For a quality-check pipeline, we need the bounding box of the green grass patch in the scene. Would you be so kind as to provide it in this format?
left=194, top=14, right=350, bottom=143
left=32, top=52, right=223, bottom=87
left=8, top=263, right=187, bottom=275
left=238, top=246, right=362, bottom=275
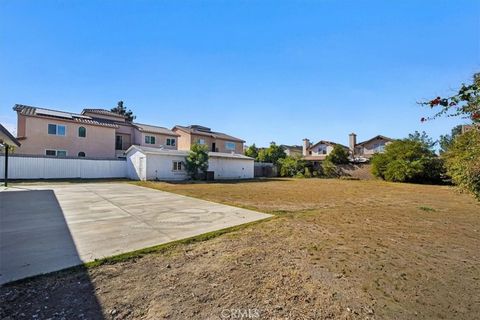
left=418, top=206, right=436, bottom=212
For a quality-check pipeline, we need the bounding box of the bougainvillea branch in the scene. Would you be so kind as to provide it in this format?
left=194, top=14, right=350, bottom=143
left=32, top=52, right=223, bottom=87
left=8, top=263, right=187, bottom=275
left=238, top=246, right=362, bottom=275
left=418, top=73, right=480, bottom=123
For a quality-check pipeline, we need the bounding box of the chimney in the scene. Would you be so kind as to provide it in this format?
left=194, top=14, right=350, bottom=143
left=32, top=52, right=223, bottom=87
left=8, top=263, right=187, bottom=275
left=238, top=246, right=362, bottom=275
left=349, top=133, right=357, bottom=156
left=302, top=138, right=310, bottom=156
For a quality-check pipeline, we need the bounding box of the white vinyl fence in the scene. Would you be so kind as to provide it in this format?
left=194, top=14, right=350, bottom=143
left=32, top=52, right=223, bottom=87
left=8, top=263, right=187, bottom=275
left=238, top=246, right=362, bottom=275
left=0, top=155, right=127, bottom=179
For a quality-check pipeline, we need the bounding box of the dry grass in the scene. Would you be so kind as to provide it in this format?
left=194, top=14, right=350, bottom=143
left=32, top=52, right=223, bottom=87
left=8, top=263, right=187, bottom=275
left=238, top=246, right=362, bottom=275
left=2, top=179, right=479, bottom=319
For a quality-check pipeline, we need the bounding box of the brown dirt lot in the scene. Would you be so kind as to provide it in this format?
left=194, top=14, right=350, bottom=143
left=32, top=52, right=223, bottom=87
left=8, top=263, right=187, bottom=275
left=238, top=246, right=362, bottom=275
left=1, top=179, right=479, bottom=319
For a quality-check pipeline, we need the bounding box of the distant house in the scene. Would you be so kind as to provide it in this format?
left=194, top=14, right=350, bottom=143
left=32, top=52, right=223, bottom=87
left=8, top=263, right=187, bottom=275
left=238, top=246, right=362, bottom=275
left=13, top=104, right=178, bottom=159
left=172, top=125, right=245, bottom=154
left=349, top=133, right=393, bottom=159
left=461, top=124, right=479, bottom=134
left=281, top=145, right=303, bottom=157
left=301, top=133, right=393, bottom=164
left=302, top=139, right=349, bottom=162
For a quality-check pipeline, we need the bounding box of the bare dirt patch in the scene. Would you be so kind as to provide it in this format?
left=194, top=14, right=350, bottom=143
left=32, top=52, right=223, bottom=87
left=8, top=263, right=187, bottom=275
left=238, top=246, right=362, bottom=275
left=1, top=179, right=479, bottom=319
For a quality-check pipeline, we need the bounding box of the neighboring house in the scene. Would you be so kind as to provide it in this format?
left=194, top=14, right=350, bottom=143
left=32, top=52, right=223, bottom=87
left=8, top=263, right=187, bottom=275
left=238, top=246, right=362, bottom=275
left=172, top=125, right=245, bottom=154
left=461, top=124, right=479, bottom=134
left=301, top=133, right=393, bottom=163
left=302, top=139, right=349, bottom=161
left=13, top=104, right=178, bottom=159
left=349, top=133, right=393, bottom=159
left=126, top=145, right=254, bottom=181
left=281, top=145, right=303, bottom=157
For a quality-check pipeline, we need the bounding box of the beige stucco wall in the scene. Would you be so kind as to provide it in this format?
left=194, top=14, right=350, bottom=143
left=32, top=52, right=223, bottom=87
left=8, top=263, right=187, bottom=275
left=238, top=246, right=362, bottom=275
left=357, top=138, right=391, bottom=157
left=174, top=130, right=243, bottom=154
left=174, top=130, right=192, bottom=151
left=309, top=144, right=334, bottom=156
left=15, top=115, right=116, bottom=158
left=138, top=132, right=178, bottom=150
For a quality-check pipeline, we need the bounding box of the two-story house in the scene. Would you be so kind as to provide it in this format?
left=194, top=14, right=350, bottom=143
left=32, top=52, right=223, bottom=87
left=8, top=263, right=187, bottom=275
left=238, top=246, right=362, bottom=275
left=173, top=125, right=245, bottom=154
left=13, top=104, right=179, bottom=158
left=302, top=133, right=393, bottom=164
left=349, top=133, right=393, bottom=159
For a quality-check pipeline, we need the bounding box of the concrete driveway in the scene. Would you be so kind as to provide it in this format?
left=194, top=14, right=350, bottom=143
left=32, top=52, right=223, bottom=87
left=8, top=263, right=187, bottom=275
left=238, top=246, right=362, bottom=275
left=0, top=183, right=271, bottom=284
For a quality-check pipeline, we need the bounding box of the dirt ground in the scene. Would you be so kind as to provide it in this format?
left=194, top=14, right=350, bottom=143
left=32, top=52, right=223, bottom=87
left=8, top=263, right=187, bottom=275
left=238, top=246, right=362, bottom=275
left=1, top=179, right=479, bottom=319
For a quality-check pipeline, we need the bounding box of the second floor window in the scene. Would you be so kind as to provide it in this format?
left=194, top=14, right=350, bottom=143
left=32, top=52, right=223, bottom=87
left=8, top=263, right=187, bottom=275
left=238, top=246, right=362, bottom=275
left=78, top=126, right=86, bottom=138
left=198, top=138, right=205, bottom=145
left=145, top=136, right=156, bottom=144
left=373, top=143, right=385, bottom=153
left=225, top=142, right=236, bottom=150
left=166, top=138, right=176, bottom=146
left=48, top=124, right=66, bottom=136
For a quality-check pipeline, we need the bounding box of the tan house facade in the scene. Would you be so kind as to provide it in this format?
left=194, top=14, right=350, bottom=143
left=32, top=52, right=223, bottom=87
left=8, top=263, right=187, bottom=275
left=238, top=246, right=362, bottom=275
left=13, top=105, right=179, bottom=159
left=173, top=125, right=245, bottom=154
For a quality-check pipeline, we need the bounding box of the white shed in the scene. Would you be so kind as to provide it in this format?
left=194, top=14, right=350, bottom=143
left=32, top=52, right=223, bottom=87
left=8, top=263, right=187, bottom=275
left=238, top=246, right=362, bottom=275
left=125, top=145, right=254, bottom=181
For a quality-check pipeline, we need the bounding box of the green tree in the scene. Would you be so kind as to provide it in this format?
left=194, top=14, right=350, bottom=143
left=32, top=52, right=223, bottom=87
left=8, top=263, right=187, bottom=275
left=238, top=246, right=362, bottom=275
left=321, top=160, right=340, bottom=178
left=371, top=135, right=444, bottom=184
left=257, top=142, right=286, bottom=164
left=443, top=128, right=480, bottom=199
left=111, top=100, right=136, bottom=122
left=408, top=131, right=436, bottom=149
left=278, top=155, right=306, bottom=177
left=439, top=125, right=463, bottom=154
left=325, top=145, right=350, bottom=164
left=185, top=143, right=209, bottom=180
left=244, top=144, right=259, bottom=159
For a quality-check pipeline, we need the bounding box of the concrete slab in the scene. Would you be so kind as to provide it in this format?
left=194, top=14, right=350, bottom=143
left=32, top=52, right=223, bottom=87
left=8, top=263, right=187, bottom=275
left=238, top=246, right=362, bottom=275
left=0, top=183, right=271, bottom=284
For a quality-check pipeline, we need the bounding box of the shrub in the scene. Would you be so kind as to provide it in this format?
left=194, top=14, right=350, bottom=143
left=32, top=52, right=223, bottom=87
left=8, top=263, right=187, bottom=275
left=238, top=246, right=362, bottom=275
left=322, top=160, right=340, bottom=178
left=443, top=128, right=480, bottom=199
left=325, top=145, right=350, bottom=164
left=278, top=155, right=307, bottom=177
left=371, top=137, right=444, bottom=184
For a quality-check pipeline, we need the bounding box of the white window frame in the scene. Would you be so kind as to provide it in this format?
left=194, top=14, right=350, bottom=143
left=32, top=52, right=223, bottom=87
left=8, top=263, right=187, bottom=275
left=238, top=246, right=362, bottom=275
left=225, top=141, right=236, bottom=150
left=198, top=138, right=205, bottom=145
left=48, top=124, right=66, bottom=136
left=172, top=161, right=183, bottom=171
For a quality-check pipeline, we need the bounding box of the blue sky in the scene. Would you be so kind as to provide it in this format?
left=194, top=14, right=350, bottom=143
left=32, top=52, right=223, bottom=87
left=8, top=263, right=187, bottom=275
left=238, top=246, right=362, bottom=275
left=0, top=0, right=478, bottom=147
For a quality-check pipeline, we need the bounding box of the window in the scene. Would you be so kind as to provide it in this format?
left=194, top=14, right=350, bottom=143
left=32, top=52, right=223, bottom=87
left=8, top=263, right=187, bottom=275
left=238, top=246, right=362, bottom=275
left=78, top=126, right=86, bottom=138
left=166, top=138, right=176, bottom=146
left=48, top=124, right=66, bottom=136
left=373, top=143, right=385, bottom=153
left=145, top=135, right=156, bottom=144
left=46, top=150, right=67, bottom=157
left=318, top=145, right=327, bottom=155
left=78, top=152, right=86, bottom=157
left=198, top=138, right=205, bottom=145
left=225, top=142, right=236, bottom=150
left=115, top=135, right=123, bottom=150
left=172, top=161, right=183, bottom=171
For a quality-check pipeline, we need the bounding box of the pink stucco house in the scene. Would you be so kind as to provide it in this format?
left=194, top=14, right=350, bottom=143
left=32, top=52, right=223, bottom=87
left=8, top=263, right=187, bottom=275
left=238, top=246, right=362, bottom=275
left=13, top=104, right=179, bottom=159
